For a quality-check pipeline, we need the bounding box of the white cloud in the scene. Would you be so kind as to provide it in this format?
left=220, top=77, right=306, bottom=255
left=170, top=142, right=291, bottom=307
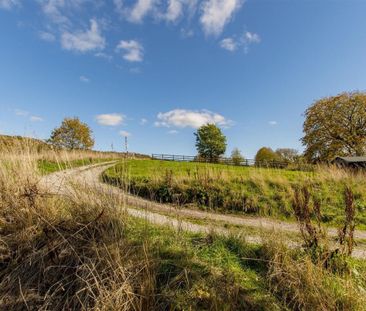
left=113, top=0, right=123, bottom=13
left=14, top=109, right=29, bottom=116
left=128, top=0, right=157, bottom=23
left=220, top=31, right=260, bottom=52
left=79, top=75, right=90, bottom=82
left=168, top=129, right=179, bottom=134
left=95, top=52, right=113, bottom=61
left=244, top=31, right=260, bottom=44
left=14, top=109, right=43, bottom=122
left=220, top=37, right=236, bottom=51
left=165, top=0, right=183, bottom=22
left=96, top=113, right=124, bottom=126
left=180, top=27, right=194, bottom=38
left=0, top=0, right=20, bottom=10
left=155, top=109, right=232, bottom=129
left=119, top=130, right=131, bottom=137
left=41, top=0, right=69, bottom=25
left=140, top=118, right=148, bottom=125
left=40, top=0, right=93, bottom=24
left=39, top=31, right=56, bottom=42
left=269, top=121, right=278, bottom=126
left=115, top=0, right=197, bottom=24
left=200, top=0, right=243, bottom=36
left=116, top=40, right=143, bottom=62
left=61, top=19, right=105, bottom=53
left=30, top=116, right=44, bottom=122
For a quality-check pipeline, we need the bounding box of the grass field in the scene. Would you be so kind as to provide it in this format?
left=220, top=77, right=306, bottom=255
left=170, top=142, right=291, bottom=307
left=103, top=159, right=366, bottom=229
left=1, top=150, right=366, bottom=310
left=1, top=143, right=366, bottom=310
left=37, top=158, right=115, bottom=174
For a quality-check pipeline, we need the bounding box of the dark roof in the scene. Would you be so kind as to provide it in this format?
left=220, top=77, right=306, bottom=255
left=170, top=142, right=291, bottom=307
left=335, top=156, right=366, bottom=163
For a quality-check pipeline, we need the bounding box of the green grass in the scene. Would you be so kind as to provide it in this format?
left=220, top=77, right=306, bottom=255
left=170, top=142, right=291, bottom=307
left=125, top=217, right=366, bottom=310
left=2, top=151, right=366, bottom=310
left=103, top=159, right=366, bottom=229
left=126, top=217, right=284, bottom=310
left=117, top=158, right=307, bottom=180
left=37, top=158, right=114, bottom=175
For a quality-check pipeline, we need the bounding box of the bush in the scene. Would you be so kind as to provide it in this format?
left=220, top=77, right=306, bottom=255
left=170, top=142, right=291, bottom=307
left=255, top=147, right=282, bottom=167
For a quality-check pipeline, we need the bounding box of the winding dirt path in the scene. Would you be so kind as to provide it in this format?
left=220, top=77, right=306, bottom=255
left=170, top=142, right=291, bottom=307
left=40, top=162, right=366, bottom=259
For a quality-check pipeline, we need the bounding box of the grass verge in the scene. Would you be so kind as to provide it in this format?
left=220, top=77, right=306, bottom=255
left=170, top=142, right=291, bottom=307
left=37, top=158, right=115, bottom=175
left=103, top=159, right=366, bottom=229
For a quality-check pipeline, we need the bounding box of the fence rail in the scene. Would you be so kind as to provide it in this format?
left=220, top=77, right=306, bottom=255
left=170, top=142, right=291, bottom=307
left=151, top=153, right=289, bottom=168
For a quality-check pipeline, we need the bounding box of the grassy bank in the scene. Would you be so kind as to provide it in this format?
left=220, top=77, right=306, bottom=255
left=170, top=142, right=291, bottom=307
left=37, top=158, right=115, bottom=175
left=103, top=159, right=366, bottom=228
left=1, top=151, right=366, bottom=310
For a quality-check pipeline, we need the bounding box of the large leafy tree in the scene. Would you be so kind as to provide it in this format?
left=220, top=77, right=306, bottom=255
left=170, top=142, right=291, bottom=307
left=302, top=92, right=366, bottom=162
left=195, top=124, right=227, bottom=162
left=49, top=117, right=94, bottom=150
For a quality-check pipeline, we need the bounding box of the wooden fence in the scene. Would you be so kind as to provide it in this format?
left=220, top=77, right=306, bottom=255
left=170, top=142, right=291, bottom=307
left=151, top=154, right=289, bottom=168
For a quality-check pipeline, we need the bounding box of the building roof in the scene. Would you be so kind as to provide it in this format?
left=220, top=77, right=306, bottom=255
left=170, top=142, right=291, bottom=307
left=335, top=156, right=366, bottom=163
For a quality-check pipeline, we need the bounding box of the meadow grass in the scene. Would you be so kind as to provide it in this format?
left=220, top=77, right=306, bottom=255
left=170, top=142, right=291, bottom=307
left=37, top=157, right=116, bottom=174
left=103, top=159, right=366, bottom=229
left=1, top=144, right=366, bottom=310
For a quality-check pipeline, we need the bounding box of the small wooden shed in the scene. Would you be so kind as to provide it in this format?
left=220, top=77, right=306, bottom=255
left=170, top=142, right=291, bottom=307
left=333, top=156, right=366, bottom=169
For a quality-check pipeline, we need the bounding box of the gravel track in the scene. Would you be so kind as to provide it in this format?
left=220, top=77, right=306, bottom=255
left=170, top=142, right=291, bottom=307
left=40, top=162, right=366, bottom=259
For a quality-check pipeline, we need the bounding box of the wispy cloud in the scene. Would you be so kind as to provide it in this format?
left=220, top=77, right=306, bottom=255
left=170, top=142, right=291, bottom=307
left=41, top=0, right=70, bottom=25
left=129, top=67, right=141, bottom=74
left=155, top=109, right=233, bottom=129
left=113, top=0, right=241, bottom=36
left=200, top=0, right=243, bottom=36
left=79, top=75, right=90, bottom=82
left=220, top=31, right=261, bottom=52
left=39, top=31, right=56, bottom=42
left=244, top=31, right=260, bottom=44
left=180, top=27, right=194, bottom=38
left=168, top=129, right=179, bottom=134
left=220, top=37, right=237, bottom=51
left=14, top=109, right=29, bottom=116
left=95, top=52, right=113, bottom=61
left=164, top=0, right=185, bottom=22
left=96, top=113, right=124, bottom=126
left=116, top=40, right=144, bottom=62
left=0, top=0, right=20, bottom=10
left=140, top=118, right=148, bottom=125
left=30, top=116, right=44, bottom=122
left=61, top=19, right=105, bottom=53
left=127, top=0, right=157, bottom=23
left=119, top=130, right=131, bottom=137
left=268, top=121, right=278, bottom=126
left=15, top=109, right=43, bottom=122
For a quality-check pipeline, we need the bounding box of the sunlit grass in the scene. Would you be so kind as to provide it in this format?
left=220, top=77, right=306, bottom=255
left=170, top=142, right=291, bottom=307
left=104, top=159, right=366, bottom=229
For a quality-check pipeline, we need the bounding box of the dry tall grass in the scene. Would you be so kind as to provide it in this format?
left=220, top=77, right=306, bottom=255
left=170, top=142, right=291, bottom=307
left=265, top=240, right=366, bottom=311
left=1, top=144, right=366, bottom=310
left=0, top=146, right=156, bottom=310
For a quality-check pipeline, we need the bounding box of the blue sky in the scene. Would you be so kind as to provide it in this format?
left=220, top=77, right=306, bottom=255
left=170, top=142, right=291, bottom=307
left=1, top=0, right=366, bottom=158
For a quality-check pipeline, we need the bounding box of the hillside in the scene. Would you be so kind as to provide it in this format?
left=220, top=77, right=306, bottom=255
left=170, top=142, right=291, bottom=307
left=103, top=159, right=366, bottom=229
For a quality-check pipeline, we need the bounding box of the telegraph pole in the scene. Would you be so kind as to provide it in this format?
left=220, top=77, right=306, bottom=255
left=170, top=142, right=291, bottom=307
left=124, top=136, right=128, bottom=157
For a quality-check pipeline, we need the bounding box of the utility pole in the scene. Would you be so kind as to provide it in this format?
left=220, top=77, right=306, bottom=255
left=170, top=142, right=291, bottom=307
left=124, top=136, right=128, bottom=157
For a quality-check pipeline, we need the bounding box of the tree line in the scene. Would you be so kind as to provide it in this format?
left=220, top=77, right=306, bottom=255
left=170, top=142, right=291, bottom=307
left=195, top=91, right=366, bottom=165
left=47, top=91, right=366, bottom=164
left=194, top=123, right=300, bottom=166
